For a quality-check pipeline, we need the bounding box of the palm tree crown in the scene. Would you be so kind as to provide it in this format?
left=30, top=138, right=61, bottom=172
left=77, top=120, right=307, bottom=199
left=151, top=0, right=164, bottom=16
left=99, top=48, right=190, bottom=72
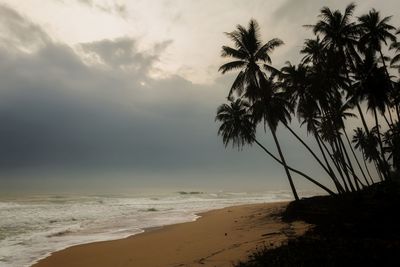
left=215, top=98, right=255, bottom=149
left=218, top=19, right=283, bottom=101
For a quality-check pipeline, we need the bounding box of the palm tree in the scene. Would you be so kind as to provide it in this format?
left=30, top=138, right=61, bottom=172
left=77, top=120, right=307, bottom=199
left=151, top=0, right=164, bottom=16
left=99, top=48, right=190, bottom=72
left=280, top=62, right=345, bottom=193
left=390, top=29, right=400, bottom=69
left=300, top=37, right=325, bottom=65
left=215, top=98, right=255, bottom=149
left=250, top=77, right=299, bottom=200
left=358, top=9, right=397, bottom=80
left=309, top=3, right=360, bottom=66
left=215, top=98, right=335, bottom=197
left=389, top=29, right=400, bottom=118
left=352, top=128, right=375, bottom=184
left=383, top=122, right=400, bottom=172
left=218, top=19, right=283, bottom=101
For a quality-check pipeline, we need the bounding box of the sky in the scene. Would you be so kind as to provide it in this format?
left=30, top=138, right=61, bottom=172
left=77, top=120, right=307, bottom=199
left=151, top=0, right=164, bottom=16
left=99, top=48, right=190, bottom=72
left=0, top=0, right=399, bottom=195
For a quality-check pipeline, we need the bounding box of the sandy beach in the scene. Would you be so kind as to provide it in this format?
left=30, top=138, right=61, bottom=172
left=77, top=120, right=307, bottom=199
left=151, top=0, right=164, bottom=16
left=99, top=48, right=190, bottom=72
left=32, top=202, right=309, bottom=267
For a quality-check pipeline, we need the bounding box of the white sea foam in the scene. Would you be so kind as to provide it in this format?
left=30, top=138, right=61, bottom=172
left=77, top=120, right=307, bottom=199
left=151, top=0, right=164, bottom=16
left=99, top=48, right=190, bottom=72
left=0, top=191, right=298, bottom=267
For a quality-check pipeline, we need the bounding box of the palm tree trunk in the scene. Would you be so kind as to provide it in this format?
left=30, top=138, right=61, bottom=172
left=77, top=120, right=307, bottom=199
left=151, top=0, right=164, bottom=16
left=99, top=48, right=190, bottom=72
left=253, top=139, right=335, bottom=195
left=270, top=128, right=299, bottom=201
left=334, top=138, right=356, bottom=192
left=320, top=137, right=350, bottom=192
left=343, top=128, right=370, bottom=186
left=314, top=132, right=345, bottom=193
left=362, top=152, right=375, bottom=184
left=373, top=107, right=388, bottom=180
left=283, top=124, right=335, bottom=180
left=374, top=161, right=384, bottom=181
left=356, top=103, right=370, bottom=134
left=379, top=49, right=392, bottom=84
left=338, top=135, right=362, bottom=190
left=383, top=113, right=392, bottom=129
left=388, top=107, right=395, bottom=125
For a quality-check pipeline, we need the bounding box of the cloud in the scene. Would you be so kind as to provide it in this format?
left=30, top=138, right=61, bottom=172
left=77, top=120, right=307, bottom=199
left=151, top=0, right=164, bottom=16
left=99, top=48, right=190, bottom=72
left=0, top=4, right=50, bottom=52
left=78, top=37, right=172, bottom=77
left=76, top=0, right=128, bottom=17
left=0, top=5, right=261, bottom=181
left=0, top=3, right=347, bottom=192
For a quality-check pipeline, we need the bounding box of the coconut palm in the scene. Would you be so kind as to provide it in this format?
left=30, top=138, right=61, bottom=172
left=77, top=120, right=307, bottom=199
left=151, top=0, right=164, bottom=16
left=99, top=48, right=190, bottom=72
left=280, top=62, right=345, bottom=193
left=309, top=3, right=361, bottom=67
left=215, top=98, right=334, bottom=197
left=352, top=128, right=375, bottom=183
left=215, top=98, right=255, bottom=149
left=218, top=19, right=283, bottom=101
left=358, top=9, right=397, bottom=79
left=300, top=37, right=325, bottom=65
left=249, top=77, right=299, bottom=200
left=390, top=29, right=400, bottom=69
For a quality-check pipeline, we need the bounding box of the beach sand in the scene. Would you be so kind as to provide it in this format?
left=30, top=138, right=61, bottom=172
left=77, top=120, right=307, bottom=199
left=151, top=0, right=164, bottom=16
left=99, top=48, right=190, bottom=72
left=32, top=202, right=309, bottom=267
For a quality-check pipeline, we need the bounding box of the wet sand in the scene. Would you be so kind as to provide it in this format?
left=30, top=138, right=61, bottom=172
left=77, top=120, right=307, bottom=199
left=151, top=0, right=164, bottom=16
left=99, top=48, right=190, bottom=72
left=33, top=202, right=309, bottom=267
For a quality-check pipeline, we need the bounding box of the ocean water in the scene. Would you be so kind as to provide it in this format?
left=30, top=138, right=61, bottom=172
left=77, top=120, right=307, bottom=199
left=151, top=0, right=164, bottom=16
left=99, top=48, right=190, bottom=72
left=0, top=191, right=297, bottom=267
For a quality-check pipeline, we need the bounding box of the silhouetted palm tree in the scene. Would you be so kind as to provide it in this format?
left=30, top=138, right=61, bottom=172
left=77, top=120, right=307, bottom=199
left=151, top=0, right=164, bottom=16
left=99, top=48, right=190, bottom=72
left=218, top=19, right=283, bottom=101
left=390, top=29, right=400, bottom=69
left=358, top=9, right=396, bottom=79
left=215, top=98, right=255, bottom=148
left=310, top=3, right=360, bottom=66
left=215, top=98, right=334, bottom=197
left=280, top=62, right=345, bottom=193
left=352, top=128, right=375, bottom=183
left=300, top=37, right=325, bottom=65
left=250, top=77, right=299, bottom=200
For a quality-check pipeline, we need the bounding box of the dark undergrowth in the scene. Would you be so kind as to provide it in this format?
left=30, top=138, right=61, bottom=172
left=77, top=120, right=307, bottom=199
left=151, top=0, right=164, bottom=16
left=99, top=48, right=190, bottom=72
left=235, top=180, right=400, bottom=267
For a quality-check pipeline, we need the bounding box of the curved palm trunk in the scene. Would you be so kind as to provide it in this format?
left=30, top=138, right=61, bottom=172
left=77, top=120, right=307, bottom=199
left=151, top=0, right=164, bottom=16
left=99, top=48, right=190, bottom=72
left=270, top=128, right=299, bottom=201
left=338, top=135, right=362, bottom=190
left=343, top=128, right=370, bottom=186
left=357, top=104, right=388, bottom=180
left=334, top=138, right=356, bottom=192
left=383, top=113, right=392, bottom=129
left=373, top=107, right=389, bottom=180
left=314, top=132, right=345, bottom=193
left=319, top=136, right=350, bottom=192
left=374, top=161, right=384, bottom=181
left=379, top=49, right=392, bottom=85
left=362, top=152, right=375, bottom=184
left=388, top=108, right=395, bottom=125
left=356, top=104, right=370, bottom=134
left=283, top=124, right=336, bottom=180
left=253, top=139, right=335, bottom=195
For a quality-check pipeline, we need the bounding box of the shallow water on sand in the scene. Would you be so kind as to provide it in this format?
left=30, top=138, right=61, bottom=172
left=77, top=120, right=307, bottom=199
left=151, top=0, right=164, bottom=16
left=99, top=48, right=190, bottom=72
left=0, top=191, right=300, bottom=267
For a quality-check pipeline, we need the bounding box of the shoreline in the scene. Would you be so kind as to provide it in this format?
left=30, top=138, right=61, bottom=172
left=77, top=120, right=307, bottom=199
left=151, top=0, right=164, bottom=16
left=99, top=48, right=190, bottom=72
left=32, top=201, right=310, bottom=267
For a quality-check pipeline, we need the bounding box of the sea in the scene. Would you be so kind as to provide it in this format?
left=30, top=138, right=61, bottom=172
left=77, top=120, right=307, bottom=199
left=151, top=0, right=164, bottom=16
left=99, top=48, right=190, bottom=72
left=0, top=190, right=304, bottom=267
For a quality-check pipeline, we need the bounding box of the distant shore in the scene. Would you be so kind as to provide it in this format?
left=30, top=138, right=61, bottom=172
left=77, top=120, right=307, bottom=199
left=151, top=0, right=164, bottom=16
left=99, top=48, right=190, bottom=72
left=32, top=202, right=309, bottom=267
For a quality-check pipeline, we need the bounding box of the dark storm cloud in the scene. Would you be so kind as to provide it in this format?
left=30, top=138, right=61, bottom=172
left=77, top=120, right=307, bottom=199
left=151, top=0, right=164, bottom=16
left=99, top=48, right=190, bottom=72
left=0, top=4, right=272, bottom=180
left=0, top=3, right=338, bottom=193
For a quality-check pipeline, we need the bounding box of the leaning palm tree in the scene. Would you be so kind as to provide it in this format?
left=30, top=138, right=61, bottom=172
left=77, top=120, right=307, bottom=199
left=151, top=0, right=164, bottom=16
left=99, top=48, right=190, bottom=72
left=218, top=19, right=283, bottom=101
left=250, top=78, right=299, bottom=200
left=215, top=98, right=335, bottom=196
left=352, top=128, right=375, bottom=184
left=215, top=98, right=255, bottom=149
left=280, top=62, right=346, bottom=193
